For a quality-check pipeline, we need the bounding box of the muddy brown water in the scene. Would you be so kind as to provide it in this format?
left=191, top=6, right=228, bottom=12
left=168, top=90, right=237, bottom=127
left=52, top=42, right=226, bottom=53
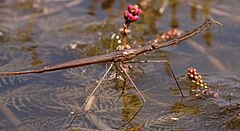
left=0, top=0, right=240, bottom=130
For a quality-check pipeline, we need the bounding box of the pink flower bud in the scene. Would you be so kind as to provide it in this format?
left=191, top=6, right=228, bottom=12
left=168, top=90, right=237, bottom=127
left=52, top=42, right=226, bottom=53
left=124, top=4, right=142, bottom=22
left=124, top=11, right=129, bottom=19
left=135, top=9, right=142, bottom=15
left=132, top=15, right=139, bottom=21
left=127, top=13, right=134, bottom=20
left=127, top=4, right=133, bottom=13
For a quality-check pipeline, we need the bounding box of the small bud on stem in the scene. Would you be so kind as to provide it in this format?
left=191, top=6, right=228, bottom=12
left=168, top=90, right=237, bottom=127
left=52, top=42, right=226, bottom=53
left=117, top=4, right=142, bottom=50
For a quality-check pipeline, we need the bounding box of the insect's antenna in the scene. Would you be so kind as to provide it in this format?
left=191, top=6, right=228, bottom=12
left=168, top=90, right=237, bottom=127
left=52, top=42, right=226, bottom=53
left=210, top=18, right=223, bottom=32
left=66, top=62, right=114, bottom=129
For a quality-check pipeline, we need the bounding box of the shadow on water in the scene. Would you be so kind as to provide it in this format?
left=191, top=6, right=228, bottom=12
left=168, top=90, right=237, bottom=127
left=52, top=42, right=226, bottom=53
left=0, top=0, right=240, bottom=130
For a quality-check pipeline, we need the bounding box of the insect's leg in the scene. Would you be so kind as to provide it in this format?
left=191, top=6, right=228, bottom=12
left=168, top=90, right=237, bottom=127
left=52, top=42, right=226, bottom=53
left=113, top=63, right=145, bottom=127
left=124, top=60, right=185, bottom=97
left=118, top=63, right=146, bottom=102
left=113, top=63, right=130, bottom=103
left=81, top=62, right=114, bottom=110
left=66, top=62, right=114, bottom=128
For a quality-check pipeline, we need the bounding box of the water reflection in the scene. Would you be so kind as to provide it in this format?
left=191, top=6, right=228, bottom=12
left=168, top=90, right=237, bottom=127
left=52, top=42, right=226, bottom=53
left=87, top=0, right=126, bottom=18
left=138, top=1, right=163, bottom=34
left=87, top=0, right=98, bottom=15
left=188, top=0, right=215, bottom=46
left=22, top=45, right=43, bottom=66
left=15, top=10, right=43, bottom=66
left=121, top=92, right=142, bottom=124
left=170, top=0, right=180, bottom=28
left=202, top=0, right=214, bottom=46
left=190, top=1, right=198, bottom=21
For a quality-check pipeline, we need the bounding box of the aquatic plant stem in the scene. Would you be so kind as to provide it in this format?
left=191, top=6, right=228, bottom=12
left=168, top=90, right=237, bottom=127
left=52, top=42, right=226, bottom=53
left=118, top=22, right=131, bottom=50
left=121, top=32, right=127, bottom=47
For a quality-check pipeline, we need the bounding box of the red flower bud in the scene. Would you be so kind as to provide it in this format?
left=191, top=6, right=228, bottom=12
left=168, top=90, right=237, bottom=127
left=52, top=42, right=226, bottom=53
left=132, top=15, right=139, bottom=21
left=127, top=4, right=133, bottom=13
left=124, top=11, right=129, bottom=19
left=124, top=4, right=142, bottom=22
left=133, top=8, right=142, bottom=15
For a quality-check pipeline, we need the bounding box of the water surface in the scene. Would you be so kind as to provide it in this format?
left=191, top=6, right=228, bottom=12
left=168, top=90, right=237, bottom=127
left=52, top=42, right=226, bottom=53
left=0, top=0, right=240, bottom=130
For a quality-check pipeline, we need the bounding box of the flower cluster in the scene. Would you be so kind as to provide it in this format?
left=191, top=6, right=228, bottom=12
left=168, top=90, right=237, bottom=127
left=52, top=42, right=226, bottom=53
left=161, top=28, right=182, bottom=40
left=188, top=67, right=219, bottom=98
left=124, top=4, right=142, bottom=22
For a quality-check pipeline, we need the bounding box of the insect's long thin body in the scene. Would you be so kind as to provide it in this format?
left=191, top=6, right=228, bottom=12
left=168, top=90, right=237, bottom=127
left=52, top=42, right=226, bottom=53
left=0, top=18, right=222, bottom=77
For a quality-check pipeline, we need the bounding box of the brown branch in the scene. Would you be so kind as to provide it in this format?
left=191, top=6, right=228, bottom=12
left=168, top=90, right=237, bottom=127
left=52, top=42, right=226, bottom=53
left=0, top=18, right=222, bottom=77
